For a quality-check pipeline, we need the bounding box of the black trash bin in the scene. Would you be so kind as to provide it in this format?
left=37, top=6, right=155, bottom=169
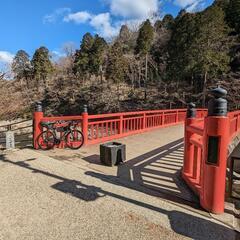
left=100, top=142, right=126, bottom=166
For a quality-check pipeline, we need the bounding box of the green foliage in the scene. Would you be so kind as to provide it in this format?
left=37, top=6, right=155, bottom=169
left=135, top=19, right=154, bottom=56
left=193, top=6, right=230, bottom=74
left=227, top=0, right=240, bottom=32
left=167, top=13, right=198, bottom=80
left=89, top=35, right=107, bottom=75
left=214, top=0, right=230, bottom=9
left=12, top=50, right=31, bottom=79
left=73, top=33, right=94, bottom=76
left=154, top=20, right=162, bottom=32
left=167, top=5, right=230, bottom=83
left=117, top=25, right=134, bottom=53
left=73, top=33, right=107, bottom=77
left=106, top=42, right=128, bottom=83
left=175, top=9, right=187, bottom=21
left=31, top=46, right=53, bottom=81
left=162, top=14, right=175, bottom=30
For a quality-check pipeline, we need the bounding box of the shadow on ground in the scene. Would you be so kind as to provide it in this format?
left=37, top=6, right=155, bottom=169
left=0, top=153, right=237, bottom=240
left=84, top=138, right=198, bottom=204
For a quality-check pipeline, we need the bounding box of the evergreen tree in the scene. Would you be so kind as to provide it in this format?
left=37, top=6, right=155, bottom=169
left=162, top=14, right=175, bottom=30
left=135, top=19, right=154, bottom=100
left=117, top=25, right=132, bottom=53
left=214, top=0, right=230, bottom=9
left=227, top=0, right=240, bottom=32
left=73, top=33, right=94, bottom=77
left=167, top=13, right=198, bottom=82
left=89, top=35, right=107, bottom=76
left=190, top=5, right=231, bottom=106
left=135, top=19, right=154, bottom=56
left=12, top=50, right=32, bottom=81
left=119, top=25, right=131, bottom=41
left=176, top=9, right=187, bottom=21
left=167, top=5, right=230, bottom=101
left=31, top=46, right=53, bottom=89
left=106, top=42, right=127, bottom=84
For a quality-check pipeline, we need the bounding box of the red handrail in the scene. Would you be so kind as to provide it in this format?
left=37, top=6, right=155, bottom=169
left=33, top=108, right=209, bottom=149
left=183, top=109, right=240, bottom=214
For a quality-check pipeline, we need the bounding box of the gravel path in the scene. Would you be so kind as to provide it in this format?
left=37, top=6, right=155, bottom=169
left=0, top=148, right=238, bottom=240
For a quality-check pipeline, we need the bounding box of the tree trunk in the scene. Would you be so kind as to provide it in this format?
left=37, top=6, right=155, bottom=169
left=138, top=62, right=141, bottom=88
left=100, top=65, right=103, bottom=85
left=202, top=71, right=208, bottom=107
left=144, top=54, right=148, bottom=101
left=117, top=82, right=120, bottom=101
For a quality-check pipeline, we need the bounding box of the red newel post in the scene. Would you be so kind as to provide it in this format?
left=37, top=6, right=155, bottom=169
left=143, top=112, right=146, bottom=130
left=119, top=115, right=123, bottom=136
left=33, top=101, right=43, bottom=149
left=200, top=87, right=229, bottom=214
left=82, top=105, right=89, bottom=146
left=183, top=103, right=197, bottom=177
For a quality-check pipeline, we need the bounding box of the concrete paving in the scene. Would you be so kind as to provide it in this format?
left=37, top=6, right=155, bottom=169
left=0, top=125, right=239, bottom=239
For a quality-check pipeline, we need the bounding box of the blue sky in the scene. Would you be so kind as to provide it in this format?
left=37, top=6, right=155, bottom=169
left=0, top=0, right=213, bottom=71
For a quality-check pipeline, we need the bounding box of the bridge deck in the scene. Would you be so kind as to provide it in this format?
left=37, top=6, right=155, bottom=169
left=41, top=125, right=197, bottom=202
left=0, top=124, right=237, bottom=239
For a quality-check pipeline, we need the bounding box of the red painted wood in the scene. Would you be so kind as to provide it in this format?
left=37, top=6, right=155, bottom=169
left=34, top=108, right=209, bottom=149
left=183, top=110, right=240, bottom=214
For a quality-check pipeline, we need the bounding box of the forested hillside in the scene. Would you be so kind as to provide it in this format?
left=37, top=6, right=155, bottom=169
left=1, top=0, right=240, bottom=119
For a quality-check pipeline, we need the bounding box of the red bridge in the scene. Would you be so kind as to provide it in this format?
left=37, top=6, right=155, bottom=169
left=33, top=87, right=240, bottom=215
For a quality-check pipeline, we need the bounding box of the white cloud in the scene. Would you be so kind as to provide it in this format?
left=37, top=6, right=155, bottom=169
left=0, top=51, right=14, bottom=64
left=63, top=0, right=161, bottom=39
left=174, top=0, right=205, bottom=12
left=90, top=13, right=120, bottom=39
left=0, top=51, right=14, bottom=77
left=64, top=11, right=121, bottom=39
left=64, top=11, right=92, bottom=24
left=106, top=0, right=159, bottom=19
left=52, top=50, right=65, bottom=57
left=43, top=8, right=71, bottom=24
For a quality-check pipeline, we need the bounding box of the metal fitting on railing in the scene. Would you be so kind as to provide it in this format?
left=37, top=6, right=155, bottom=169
left=83, top=105, right=88, bottom=113
left=208, top=87, right=228, bottom=117
left=187, top=103, right=196, bottom=119
left=35, top=101, right=43, bottom=112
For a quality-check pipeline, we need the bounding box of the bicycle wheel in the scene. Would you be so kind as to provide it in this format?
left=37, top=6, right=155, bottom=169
left=66, top=130, right=84, bottom=149
left=37, top=130, right=55, bottom=150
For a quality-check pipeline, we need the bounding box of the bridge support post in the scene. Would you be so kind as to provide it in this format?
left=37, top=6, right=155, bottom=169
left=82, top=105, right=88, bottom=146
left=33, top=102, right=43, bottom=149
left=119, top=115, right=123, bottom=136
left=183, top=103, right=197, bottom=176
left=200, top=87, right=229, bottom=214
left=143, top=112, right=146, bottom=130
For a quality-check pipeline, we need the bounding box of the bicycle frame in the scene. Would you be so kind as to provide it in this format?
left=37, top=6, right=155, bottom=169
left=44, top=122, right=76, bottom=144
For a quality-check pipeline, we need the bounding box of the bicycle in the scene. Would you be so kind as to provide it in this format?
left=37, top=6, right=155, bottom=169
left=37, top=120, right=84, bottom=150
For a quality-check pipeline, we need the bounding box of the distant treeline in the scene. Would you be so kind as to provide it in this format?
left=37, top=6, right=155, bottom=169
left=0, top=0, right=240, bottom=119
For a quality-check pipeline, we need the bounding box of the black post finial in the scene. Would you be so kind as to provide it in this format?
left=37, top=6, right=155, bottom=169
left=35, top=101, right=42, bottom=112
left=208, top=87, right=228, bottom=117
left=187, top=102, right=196, bottom=118
left=83, top=105, right=88, bottom=113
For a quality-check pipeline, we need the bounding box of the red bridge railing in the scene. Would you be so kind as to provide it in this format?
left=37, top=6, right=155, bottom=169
left=183, top=88, right=240, bottom=214
left=86, top=109, right=188, bottom=145
left=229, top=110, right=240, bottom=140
left=34, top=104, right=197, bottom=148
left=33, top=105, right=208, bottom=148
